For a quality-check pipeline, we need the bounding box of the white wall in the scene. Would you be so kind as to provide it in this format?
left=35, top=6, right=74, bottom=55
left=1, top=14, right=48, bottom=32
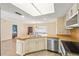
left=24, top=20, right=57, bottom=36
left=1, top=19, right=27, bottom=41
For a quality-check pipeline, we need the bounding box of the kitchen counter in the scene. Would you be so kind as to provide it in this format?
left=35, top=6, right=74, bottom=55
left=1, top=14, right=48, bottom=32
left=15, top=35, right=58, bottom=41
left=57, top=35, right=79, bottom=42
left=16, top=36, right=47, bottom=55
left=15, top=35, right=79, bottom=42
left=16, top=36, right=47, bottom=41
left=16, top=35, right=79, bottom=56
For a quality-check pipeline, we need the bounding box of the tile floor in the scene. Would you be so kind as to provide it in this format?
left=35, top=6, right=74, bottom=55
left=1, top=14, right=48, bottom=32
left=1, top=39, right=16, bottom=56
left=26, top=51, right=60, bottom=56
left=1, top=39, right=60, bottom=56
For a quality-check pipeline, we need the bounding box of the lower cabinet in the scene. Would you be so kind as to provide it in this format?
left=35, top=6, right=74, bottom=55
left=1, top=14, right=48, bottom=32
left=28, top=39, right=35, bottom=52
left=16, top=38, right=47, bottom=55
left=16, top=40, right=26, bottom=55
left=40, top=39, right=45, bottom=50
left=16, top=40, right=23, bottom=55
left=35, top=39, right=40, bottom=51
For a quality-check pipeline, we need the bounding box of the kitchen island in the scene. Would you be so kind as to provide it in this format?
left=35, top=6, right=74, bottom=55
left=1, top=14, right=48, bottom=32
left=16, top=36, right=48, bottom=55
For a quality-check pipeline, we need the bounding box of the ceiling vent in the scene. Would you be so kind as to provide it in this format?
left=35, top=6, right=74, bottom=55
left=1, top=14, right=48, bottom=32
left=15, top=12, right=22, bottom=15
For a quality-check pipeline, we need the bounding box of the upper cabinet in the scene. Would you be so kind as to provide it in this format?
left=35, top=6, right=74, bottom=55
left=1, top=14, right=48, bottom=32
left=57, top=17, right=70, bottom=34
left=65, top=4, right=79, bottom=29
left=66, top=4, right=78, bottom=20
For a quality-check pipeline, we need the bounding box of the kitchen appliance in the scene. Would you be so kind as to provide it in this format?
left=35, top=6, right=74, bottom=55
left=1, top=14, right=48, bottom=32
left=61, top=41, right=79, bottom=56
left=47, top=38, right=59, bottom=52
left=59, top=41, right=67, bottom=56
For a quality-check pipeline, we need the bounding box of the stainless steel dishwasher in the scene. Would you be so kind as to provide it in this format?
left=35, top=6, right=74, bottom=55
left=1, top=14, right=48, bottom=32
left=47, top=38, right=59, bottom=52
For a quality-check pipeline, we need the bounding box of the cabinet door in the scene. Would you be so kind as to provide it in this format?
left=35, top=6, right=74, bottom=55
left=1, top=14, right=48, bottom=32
left=25, top=40, right=29, bottom=53
left=42, top=38, right=45, bottom=50
left=16, top=40, right=26, bottom=55
left=66, top=4, right=78, bottom=21
left=66, top=11, right=70, bottom=21
left=28, top=39, right=36, bottom=52
left=39, top=38, right=45, bottom=50
left=38, top=39, right=42, bottom=50
left=44, top=38, right=47, bottom=49
left=78, top=4, right=79, bottom=9
left=32, top=39, right=36, bottom=52
left=71, top=4, right=78, bottom=16
left=16, top=40, right=23, bottom=55
left=34, top=39, right=40, bottom=51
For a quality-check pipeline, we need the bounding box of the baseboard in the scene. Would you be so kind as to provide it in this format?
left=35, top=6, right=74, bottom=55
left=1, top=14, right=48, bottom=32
left=24, top=49, right=61, bottom=56
left=24, top=49, right=46, bottom=56
left=47, top=50, right=62, bottom=56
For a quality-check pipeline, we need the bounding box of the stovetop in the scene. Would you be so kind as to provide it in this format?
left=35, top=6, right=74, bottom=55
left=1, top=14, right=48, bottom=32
left=62, top=41, right=79, bottom=54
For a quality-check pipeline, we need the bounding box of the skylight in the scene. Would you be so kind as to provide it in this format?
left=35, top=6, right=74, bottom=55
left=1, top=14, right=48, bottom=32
left=12, top=3, right=54, bottom=16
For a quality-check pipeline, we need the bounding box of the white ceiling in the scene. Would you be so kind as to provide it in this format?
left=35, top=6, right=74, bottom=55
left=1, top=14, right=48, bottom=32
left=12, top=3, right=54, bottom=16
left=0, top=3, right=73, bottom=23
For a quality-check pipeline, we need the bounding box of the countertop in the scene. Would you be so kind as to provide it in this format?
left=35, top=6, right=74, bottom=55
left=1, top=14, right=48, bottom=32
left=57, top=35, right=79, bottom=42
left=15, top=35, right=79, bottom=42
left=15, top=35, right=58, bottom=40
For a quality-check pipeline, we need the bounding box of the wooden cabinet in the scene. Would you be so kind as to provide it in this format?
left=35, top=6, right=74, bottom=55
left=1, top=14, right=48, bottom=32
left=57, top=17, right=70, bottom=34
left=34, top=38, right=46, bottom=51
left=39, top=38, right=45, bottom=50
left=65, top=4, right=79, bottom=28
left=16, top=40, right=26, bottom=55
left=28, top=39, right=35, bottom=52
left=71, top=4, right=78, bottom=16
left=16, top=38, right=47, bottom=55
left=44, top=38, right=47, bottom=49
left=66, top=4, right=78, bottom=21
left=35, top=39, right=40, bottom=51
left=25, top=40, right=29, bottom=53
left=77, top=4, right=79, bottom=9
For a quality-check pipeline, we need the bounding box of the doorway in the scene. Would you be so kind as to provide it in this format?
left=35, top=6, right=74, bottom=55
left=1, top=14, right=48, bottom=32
left=28, top=27, right=33, bottom=35
left=12, top=25, right=17, bottom=39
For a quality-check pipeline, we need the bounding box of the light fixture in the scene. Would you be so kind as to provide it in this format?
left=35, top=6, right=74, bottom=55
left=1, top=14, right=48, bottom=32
left=32, top=3, right=54, bottom=15
left=12, top=3, right=54, bottom=16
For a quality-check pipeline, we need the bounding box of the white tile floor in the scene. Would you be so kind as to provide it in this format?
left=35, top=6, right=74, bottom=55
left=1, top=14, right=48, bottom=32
left=26, top=51, right=60, bottom=56
left=1, top=39, right=16, bottom=56
left=1, top=39, right=60, bottom=56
